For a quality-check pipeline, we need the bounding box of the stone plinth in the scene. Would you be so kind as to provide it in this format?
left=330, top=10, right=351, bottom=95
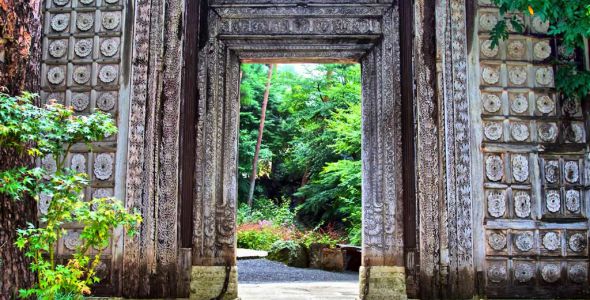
left=358, top=266, right=407, bottom=300
left=190, top=266, right=238, bottom=300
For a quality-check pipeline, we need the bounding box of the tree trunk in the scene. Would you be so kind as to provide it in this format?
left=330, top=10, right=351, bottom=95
left=247, top=64, right=274, bottom=208
left=0, top=0, right=42, bottom=298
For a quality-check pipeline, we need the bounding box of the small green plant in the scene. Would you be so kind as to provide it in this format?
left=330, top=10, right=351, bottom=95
left=237, top=227, right=284, bottom=251
left=0, top=92, right=142, bottom=299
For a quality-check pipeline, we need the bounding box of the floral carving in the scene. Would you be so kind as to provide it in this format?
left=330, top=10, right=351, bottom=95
left=510, top=93, right=528, bottom=114
left=544, top=160, right=559, bottom=183
left=487, top=190, right=505, bottom=218
left=510, top=123, right=529, bottom=142
left=102, top=12, right=121, bottom=30
left=562, top=98, right=581, bottom=116
left=508, top=65, right=527, bottom=85
left=47, top=67, right=65, bottom=85
left=41, top=155, right=57, bottom=174
left=533, top=40, right=551, bottom=60
left=53, top=0, right=69, bottom=6
left=488, top=232, right=507, bottom=251
left=99, top=65, right=118, bottom=83
left=565, top=190, right=581, bottom=213
left=514, top=231, right=534, bottom=252
left=480, top=39, right=498, bottom=58
left=94, top=153, right=114, bottom=180
left=569, top=233, right=587, bottom=253
left=100, top=38, right=119, bottom=57
left=64, top=231, right=81, bottom=250
left=507, top=40, right=525, bottom=59
left=74, top=39, right=93, bottom=57
left=564, top=161, right=579, bottom=183
left=484, top=122, right=502, bottom=141
left=536, top=94, right=555, bottom=114
left=511, top=154, right=529, bottom=182
left=93, top=188, right=113, bottom=199
left=565, top=123, right=585, bottom=143
left=546, top=190, right=561, bottom=213
left=80, top=0, right=94, bottom=4
left=71, top=154, right=86, bottom=173
left=486, top=155, right=504, bottom=182
left=541, top=264, right=561, bottom=283
left=51, top=14, right=70, bottom=32
left=488, top=264, right=507, bottom=283
left=49, top=40, right=68, bottom=58
left=482, top=65, right=500, bottom=85
left=97, top=92, right=117, bottom=111
left=482, top=93, right=501, bottom=113
left=514, top=191, right=531, bottom=218
left=568, top=264, right=587, bottom=284
left=538, top=123, right=558, bottom=143
left=479, top=13, right=498, bottom=31
left=532, top=16, right=549, bottom=33
left=514, top=263, right=535, bottom=283
left=71, top=93, right=90, bottom=111
left=535, top=66, right=554, bottom=86
left=73, top=65, right=91, bottom=84
left=542, top=232, right=560, bottom=251
left=39, top=192, right=51, bottom=215
left=76, top=13, right=94, bottom=31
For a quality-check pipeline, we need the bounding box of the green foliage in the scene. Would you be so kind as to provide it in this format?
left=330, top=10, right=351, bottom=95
left=0, top=92, right=141, bottom=299
left=490, top=0, right=590, bottom=100
left=236, top=197, right=298, bottom=227
left=237, top=227, right=284, bottom=251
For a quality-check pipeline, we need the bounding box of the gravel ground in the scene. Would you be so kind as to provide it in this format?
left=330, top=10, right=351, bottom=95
left=237, top=258, right=358, bottom=284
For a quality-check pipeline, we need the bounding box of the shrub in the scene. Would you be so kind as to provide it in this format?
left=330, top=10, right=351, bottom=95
left=237, top=197, right=298, bottom=227
left=237, top=227, right=283, bottom=251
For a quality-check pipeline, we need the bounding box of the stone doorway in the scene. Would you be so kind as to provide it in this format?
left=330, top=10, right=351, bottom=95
left=183, top=2, right=412, bottom=299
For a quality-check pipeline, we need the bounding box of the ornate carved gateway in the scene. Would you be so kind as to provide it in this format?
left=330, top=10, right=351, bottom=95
left=35, top=0, right=589, bottom=298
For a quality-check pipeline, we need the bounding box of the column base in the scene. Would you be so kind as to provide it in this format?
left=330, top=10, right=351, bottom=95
left=358, top=266, right=407, bottom=300
left=190, top=266, right=238, bottom=300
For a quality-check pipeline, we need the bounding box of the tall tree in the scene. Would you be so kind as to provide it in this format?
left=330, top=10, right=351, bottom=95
left=0, top=0, right=42, bottom=297
left=247, top=64, right=274, bottom=208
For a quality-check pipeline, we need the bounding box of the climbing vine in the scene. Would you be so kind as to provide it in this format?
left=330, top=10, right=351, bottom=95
left=490, top=0, right=590, bottom=101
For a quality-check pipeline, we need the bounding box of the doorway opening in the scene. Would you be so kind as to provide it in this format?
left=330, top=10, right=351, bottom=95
left=236, top=63, right=362, bottom=299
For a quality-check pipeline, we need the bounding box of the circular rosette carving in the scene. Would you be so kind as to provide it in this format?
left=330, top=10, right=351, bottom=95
left=479, top=13, right=498, bottom=31
left=74, top=39, right=93, bottom=58
left=47, top=67, right=65, bottom=85
left=49, top=40, right=68, bottom=58
left=71, top=93, right=89, bottom=112
left=484, top=122, right=502, bottom=141
left=507, top=40, right=526, bottom=59
left=482, top=66, right=500, bottom=85
left=76, top=13, right=94, bottom=31
left=480, top=40, right=498, bottom=58
left=488, top=232, right=507, bottom=251
left=70, top=154, right=86, bottom=173
left=485, top=155, right=504, bottom=182
left=536, top=95, right=555, bottom=114
left=510, top=123, right=529, bottom=142
left=514, top=263, right=535, bottom=283
left=46, top=93, right=64, bottom=103
left=487, top=190, right=506, bottom=218
left=565, top=190, right=581, bottom=213
left=514, top=231, right=534, bottom=252
left=53, top=0, right=69, bottom=6
left=97, top=92, right=116, bottom=111
left=94, top=153, right=114, bottom=180
left=51, top=14, right=70, bottom=32
left=558, top=44, right=576, bottom=61
left=102, top=12, right=121, bottom=30
left=535, top=67, right=554, bottom=86
left=562, top=98, right=581, bottom=116
left=41, top=155, right=57, bottom=174
left=510, top=94, right=528, bottom=114
left=533, top=40, right=552, bottom=60
left=565, top=123, right=585, bottom=143
left=511, top=154, right=529, bottom=182
left=100, top=38, right=119, bottom=57
left=542, top=232, right=560, bottom=251
left=546, top=190, right=561, bottom=213
left=105, top=0, right=119, bottom=3
left=39, top=192, right=51, bottom=215
left=99, top=65, right=118, bottom=83
left=508, top=66, right=527, bottom=85
left=541, top=264, right=561, bottom=283
left=514, top=191, right=531, bottom=218
left=482, top=93, right=501, bottom=113
left=564, top=161, right=579, bottom=183
left=538, top=123, right=558, bottom=143
left=568, top=264, right=587, bottom=284
left=93, top=188, right=113, bottom=199
left=79, top=0, right=94, bottom=4
left=569, top=233, right=587, bottom=253
left=64, top=231, right=81, bottom=250
left=73, top=65, right=91, bottom=84
left=544, top=160, right=559, bottom=183
left=487, top=264, right=507, bottom=283
left=532, top=16, right=550, bottom=33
